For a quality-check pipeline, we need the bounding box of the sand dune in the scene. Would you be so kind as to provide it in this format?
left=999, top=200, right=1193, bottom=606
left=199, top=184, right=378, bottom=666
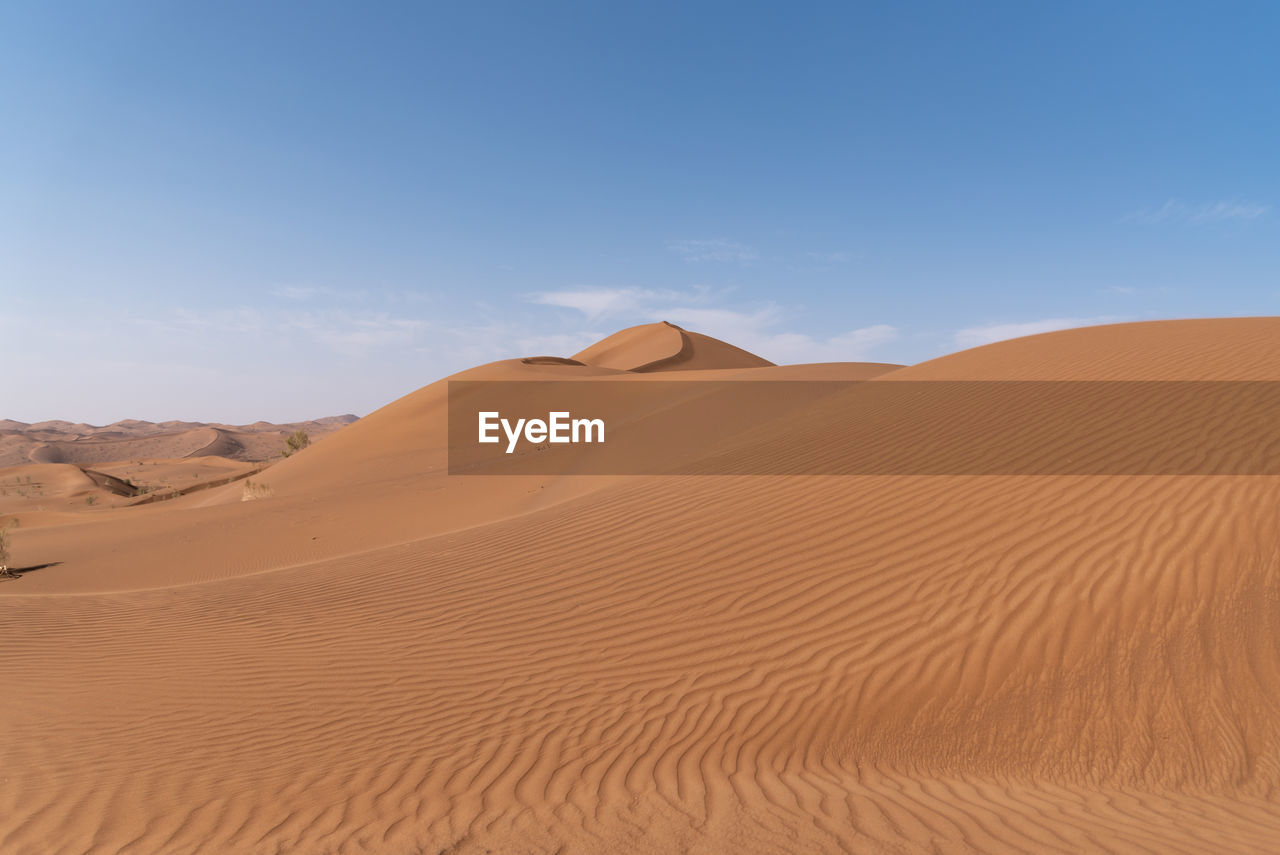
left=573, top=320, right=775, bottom=372
left=0, top=415, right=357, bottom=467
left=3, top=319, right=1280, bottom=853
left=897, top=316, right=1280, bottom=380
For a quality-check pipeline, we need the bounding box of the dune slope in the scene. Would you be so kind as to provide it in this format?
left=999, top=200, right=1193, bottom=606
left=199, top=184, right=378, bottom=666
left=573, top=321, right=775, bottom=372
left=3, top=318, right=1280, bottom=854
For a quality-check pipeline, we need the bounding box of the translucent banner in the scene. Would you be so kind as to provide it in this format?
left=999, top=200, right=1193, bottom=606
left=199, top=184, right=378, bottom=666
left=447, top=380, right=1280, bottom=475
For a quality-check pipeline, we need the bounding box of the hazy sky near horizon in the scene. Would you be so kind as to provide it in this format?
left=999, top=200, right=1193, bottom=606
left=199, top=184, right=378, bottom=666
left=3, top=1, right=1278, bottom=423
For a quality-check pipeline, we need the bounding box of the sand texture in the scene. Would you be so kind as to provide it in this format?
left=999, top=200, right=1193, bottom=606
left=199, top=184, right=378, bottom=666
left=0, top=415, right=357, bottom=468
left=3, top=319, right=1280, bottom=853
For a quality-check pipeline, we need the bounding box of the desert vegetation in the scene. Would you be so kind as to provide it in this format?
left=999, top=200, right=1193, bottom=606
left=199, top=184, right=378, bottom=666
left=241, top=478, right=273, bottom=501
left=280, top=429, right=310, bottom=458
left=0, top=521, right=13, bottom=579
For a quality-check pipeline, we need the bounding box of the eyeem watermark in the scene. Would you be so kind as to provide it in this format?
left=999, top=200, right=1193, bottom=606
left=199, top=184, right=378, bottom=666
left=478, top=411, right=605, bottom=454
left=449, top=380, right=1280, bottom=475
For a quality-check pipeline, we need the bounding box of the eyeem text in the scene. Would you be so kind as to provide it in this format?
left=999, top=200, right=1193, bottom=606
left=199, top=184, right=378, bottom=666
left=478, top=411, right=605, bottom=454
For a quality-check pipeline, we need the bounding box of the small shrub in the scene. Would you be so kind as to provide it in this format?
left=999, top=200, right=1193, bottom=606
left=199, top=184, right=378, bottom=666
left=0, top=522, right=13, bottom=577
left=280, top=429, right=311, bottom=458
left=241, top=479, right=273, bottom=501
left=85, top=495, right=98, bottom=506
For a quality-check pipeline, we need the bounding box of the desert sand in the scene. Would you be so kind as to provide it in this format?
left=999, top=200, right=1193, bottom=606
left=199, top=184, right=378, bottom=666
left=0, top=415, right=357, bottom=469
left=4, top=318, right=1280, bottom=853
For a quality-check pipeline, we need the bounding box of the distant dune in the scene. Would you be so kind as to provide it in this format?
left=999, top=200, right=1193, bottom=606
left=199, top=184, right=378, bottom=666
left=3, top=319, right=1280, bottom=853
left=0, top=414, right=358, bottom=467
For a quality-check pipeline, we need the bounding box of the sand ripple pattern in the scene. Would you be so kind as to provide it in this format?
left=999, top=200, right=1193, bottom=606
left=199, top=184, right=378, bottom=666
left=5, top=470, right=1280, bottom=853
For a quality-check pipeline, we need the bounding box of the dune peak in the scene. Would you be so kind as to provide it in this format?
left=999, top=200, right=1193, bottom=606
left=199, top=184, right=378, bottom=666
left=571, top=321, right=773, bottom=372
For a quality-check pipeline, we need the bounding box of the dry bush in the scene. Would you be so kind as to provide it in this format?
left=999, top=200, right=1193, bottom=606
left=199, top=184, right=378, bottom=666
left=280, top=429, right=310, bottom=458
left=241, top=479, right=273, bottom=502
left=0, top=522, right=13, bottom=578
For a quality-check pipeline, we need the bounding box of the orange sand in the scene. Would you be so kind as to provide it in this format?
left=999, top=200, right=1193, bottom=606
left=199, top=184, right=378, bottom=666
left=3, top=319, right=1280, bottom=853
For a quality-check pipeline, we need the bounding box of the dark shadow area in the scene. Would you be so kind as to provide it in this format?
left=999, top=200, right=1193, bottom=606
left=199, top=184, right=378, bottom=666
left=0, top=562, right=62, bottom=580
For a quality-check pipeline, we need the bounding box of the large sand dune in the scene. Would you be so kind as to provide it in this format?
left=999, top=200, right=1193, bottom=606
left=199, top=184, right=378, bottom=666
left=3, top=319, right=1280, bottom=853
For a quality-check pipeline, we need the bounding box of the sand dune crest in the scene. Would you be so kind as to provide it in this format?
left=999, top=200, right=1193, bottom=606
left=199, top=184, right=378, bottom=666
left=572, top=321, right=774, bottom=372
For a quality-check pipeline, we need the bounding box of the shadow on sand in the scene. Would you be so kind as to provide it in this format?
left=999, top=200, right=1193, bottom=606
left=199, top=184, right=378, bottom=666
left=0, top=562, right=62, bottom=581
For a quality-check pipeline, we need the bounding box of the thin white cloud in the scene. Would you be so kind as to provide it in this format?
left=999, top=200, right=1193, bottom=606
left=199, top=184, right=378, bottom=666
left=675, top=311, right=897, bottom=364
left=514, top=332, right=606, bottom=357
left=528, top=289, right=898, bottom=364
left=1124, top=199, right=1269, bottom=225
left=528, top=286, right=713, bottom=320
left=7, top=286, right=909, bottom=424
left=280, top=310, right=427, bottom=356
left=1102, top=284, right=1169, bottom=297
left=740, top=324, right=899, bottom=364
left=131, top=307, right=264, bottom=335
left=272, top=285, right=325, bottom=300
left=654, top=305, right=781, bottom=335
left=666, top=238, right=758, bottom=263
left=529, top=288, right=651, bottom=319
left=954, top=316, right=1120, bottom=349
left=1189, top=200, right=1269, bottom=222
left=387, top=290, right=435, bottom=305
left=826, top=324, right=899, bottom=356
left=805, top=251, right=854, bottom=264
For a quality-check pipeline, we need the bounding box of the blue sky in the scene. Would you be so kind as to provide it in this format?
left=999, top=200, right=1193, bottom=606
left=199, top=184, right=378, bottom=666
left=3, top=1, right=1277, bottom=422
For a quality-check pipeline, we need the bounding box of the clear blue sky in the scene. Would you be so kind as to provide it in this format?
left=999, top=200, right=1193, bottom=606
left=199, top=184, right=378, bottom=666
left=3, top=1, right=1277, bottom=422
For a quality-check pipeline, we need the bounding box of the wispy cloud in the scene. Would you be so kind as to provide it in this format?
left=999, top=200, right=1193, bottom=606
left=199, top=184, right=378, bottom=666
left=280, top=310, right=427, bottom=357
left=674, top=310, right=897, bottom=364
left=805, top=251, right=854, bottom=264
left=530, top=288, right=655, bottom=319
left=10, top=287, right=910, bottom=424
left=272, top=285, right=326, bottom=300
left=271, top=285, right=373, bottom=302
left=528, top=288, right=899, bottom=364
left=130, top=304, right=434, bottom=358
left=528, top=286, right=714, bottom=320
left=824, top=324, right=898, bottom=357
left=1189, top=200, right=1270, bottom=222
left=1124, top=199, right=1269, bottom=225
left=514, top=331, right=608, bottom=357
left=954, top=316, right=1120, bottom=349
left=131, top=306, right=264, bottom=335
left=666, top=238, right=758, bottom=263
left=733, top=323, right=899, bottom=364
left=798, top=250, right=859, bottom=273
left=1102, top=284, right=1169, bottom=297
